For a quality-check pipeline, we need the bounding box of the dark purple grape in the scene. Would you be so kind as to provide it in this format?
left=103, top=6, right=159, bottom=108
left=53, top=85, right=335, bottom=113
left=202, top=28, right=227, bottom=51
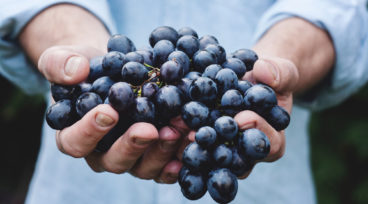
left=237, top=80, right=253, bottom=95
left=72, top=82, right=92, bottom=97
left=264, top=105, right=290, bottom=131
left=179, top=170, right=207, bottom=200
left=88, top=56, right=104, bottom=82
left=195, top=126, right=217, bottom=148
left=102, top=51, right=125, bottom=77
left=178, top=166, right=191, bottom=186
left=230, top=147, right=254, bottom=177
left=154, top=85, right=184, bottom=120
left=160, top=60, right=183, bottom=83
left=136, top=49, right=154, bottom=66
left=231, top=49, right=258, bottom=71
left=184, top=71, right=202, bottom=80
left=149, top=26, right=179, bottom=47
left=46, top=99, right=76, bottom=130
left=132, top=97, right=155, bottom=123
left=176, top=35, right=200, bottom=58
left=177, top=78, right=193, bottom=102
left=207, top=168, right=238, bottom=204
left=238, top=128, right=270, bottom=160
left=153, top=40, right=175, bottom=66
left=199, top=35, right=219, bottom=49
left=189, top=77, right=217, bottom=105
left=202, top=64, right=222, bottom=81
left=220, top=89, right=245, bottom=116
left=108, top=82, right=135, bottom=113
left=192, top=50, right=217, bottom=73
left=181, top=101, right=210, bottom=129
left=75, top=92, right=102, bottom=117
left=107, top=34, right=136, bottom=54
left=222, top=58, right=247, bottom=79
left=124, top=52, right=144, bottom=63
left=214, top=116, right=238, bottom=141
left=168, top=50, right=190, bottom=75
left=243, top=84, right=277, bottom=115
left=51, top=83, right=74, bottom=101
left=121, top=62, right=149, bottom=86
left=90, top=76, right=115, bottom=100
left=213, top=144, right=233, bottom=168
left=182, top=142, right=210, bottom=171
left=205, top=44, right=226, bottom=64
left=215, top=68, right=238, bottom=95
left=141, top=82, right=159, bottom=100
left=177, top=27, right=198, bottom=38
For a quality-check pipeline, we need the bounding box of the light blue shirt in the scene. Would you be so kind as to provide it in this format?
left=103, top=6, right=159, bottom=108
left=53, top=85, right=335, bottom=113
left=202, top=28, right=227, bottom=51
left=0, top=0, right=367, bottom=203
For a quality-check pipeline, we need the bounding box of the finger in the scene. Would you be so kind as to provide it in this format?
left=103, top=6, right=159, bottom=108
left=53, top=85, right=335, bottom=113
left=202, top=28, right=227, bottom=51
left=129, top=126, right=182, bottom=179
left=176, top=132, right=193, bottom=161
left=155, top=160, right=183, bottom=184
left=243, top=57, right=299, bottom=94
left=94, top=123, right=159, bottom=174
left=169, top=116, right=191, bottom=136
left=38, top=45, right=104, bottom=84
left=56, top=104, right=118, bottom=158
left=234, top=110, right=285, bottom=162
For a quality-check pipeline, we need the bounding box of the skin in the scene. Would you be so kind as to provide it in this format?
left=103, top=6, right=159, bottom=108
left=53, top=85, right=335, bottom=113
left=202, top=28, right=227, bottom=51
left=19, top=4, right=334, bottom=183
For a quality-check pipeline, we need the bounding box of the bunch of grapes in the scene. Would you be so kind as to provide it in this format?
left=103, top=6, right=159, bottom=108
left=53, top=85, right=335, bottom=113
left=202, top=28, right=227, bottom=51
left=45, top=26, right=290, bottom=203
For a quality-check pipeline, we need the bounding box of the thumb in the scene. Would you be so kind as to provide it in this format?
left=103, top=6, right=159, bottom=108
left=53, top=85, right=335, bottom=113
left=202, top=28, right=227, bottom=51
left=245, top=57, right=299, bottom=94
left=38, top=45, right=104, bottom=84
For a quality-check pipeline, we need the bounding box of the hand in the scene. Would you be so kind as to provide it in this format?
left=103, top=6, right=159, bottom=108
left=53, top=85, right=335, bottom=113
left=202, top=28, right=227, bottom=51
left=234, top=56, right=299, bottom=178
left=39, top=45, right=191, bottom=183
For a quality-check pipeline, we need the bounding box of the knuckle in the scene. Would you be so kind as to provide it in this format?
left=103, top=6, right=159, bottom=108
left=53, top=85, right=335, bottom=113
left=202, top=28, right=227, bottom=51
left=105, top=164, right=129, bottom=174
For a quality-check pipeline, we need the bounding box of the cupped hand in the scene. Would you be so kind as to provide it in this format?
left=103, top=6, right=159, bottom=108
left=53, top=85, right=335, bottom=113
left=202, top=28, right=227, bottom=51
left=39, top=45, right=191, bottom=183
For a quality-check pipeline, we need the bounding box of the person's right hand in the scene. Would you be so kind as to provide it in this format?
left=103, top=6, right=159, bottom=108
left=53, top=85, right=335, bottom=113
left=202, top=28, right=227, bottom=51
left=39, top=45, right=190, bottom=184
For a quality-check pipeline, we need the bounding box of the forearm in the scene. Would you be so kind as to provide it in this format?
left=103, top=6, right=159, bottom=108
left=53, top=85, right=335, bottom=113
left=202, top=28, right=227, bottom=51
left=253, top=17, right=335, bottom=94
left=19, top=4, right=110, bottom=64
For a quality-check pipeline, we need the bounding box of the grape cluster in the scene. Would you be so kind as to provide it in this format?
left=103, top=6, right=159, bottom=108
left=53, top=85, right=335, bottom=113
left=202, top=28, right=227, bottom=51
left=45, top=26, right=290, bottom=203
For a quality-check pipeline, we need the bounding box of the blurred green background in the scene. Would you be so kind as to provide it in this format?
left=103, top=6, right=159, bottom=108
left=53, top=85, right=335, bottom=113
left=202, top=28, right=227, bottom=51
left=0, top=76, right=368, bottom=204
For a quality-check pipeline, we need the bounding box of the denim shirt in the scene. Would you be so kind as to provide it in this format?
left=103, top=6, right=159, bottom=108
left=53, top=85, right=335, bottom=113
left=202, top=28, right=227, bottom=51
left=0, top=0, right=367, bottom=203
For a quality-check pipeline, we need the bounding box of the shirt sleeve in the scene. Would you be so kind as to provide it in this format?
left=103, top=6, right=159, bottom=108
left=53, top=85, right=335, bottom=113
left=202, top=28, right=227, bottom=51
left=0, top=0, right=116, bottom=95
left=252, top=0, right=368, bottom=111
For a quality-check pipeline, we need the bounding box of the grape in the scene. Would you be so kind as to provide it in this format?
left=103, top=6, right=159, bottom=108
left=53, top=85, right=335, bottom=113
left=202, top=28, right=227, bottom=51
left=176, top=78, right=193, bottom=102
left=230, top=147, right=254, bottom=177
left=90, top=76, right=115, bottom=100
left=154, top=85, right=184, bottom=120
left=184, top=71, right=202, bottom=80
left=195, top=126, right=217, bottom=148
left=51, top=83, right=75, bottom=101
left=205, top=44, right=226, bottom=65
left=153, top=40, right=175, bottom=66
left=207, top=168, right=238, bottom=204
left=149, top=26, right=179, bottom=47
left=132, top=97, right=155, bottom=123
left=189, top=77, right=217, bottom=105
left=121, top=62, right=149, bottom=86
left=199, top=35, right=219, bottom=49
left=214, top=116, right=238, bottom=141
left=125, top=51, right=144, bottom=63
left=179, top=170, right=207, bottom=200
left=231, top=48, right=258, bottom=71
left=181, top=101, right=210, bottom=129
left=46, top=99, right=76, bottom=130
left=108, top=82, right=135, bottom=113
left=192, top=50, right=217, bottom=73
left=136, top=49, right=154, bottom=66
left=177, top=27, right=198, bottom=38
left=102, top=51, right=126, bottom=77
left=75, top=92, right=103, bottom=117
left=222, top=58, right=247, bottom=79
left=202, top=64, right=222, bottom=81
left=88, top=56, right=104, bottom=82
left=220, top=89, right=245, bottom=116
left=168, top=50, right=190, bottom=75
left=264, top=105, right=290, bottom=131
left=213, top=144, right=233, bottom=168
left=141, top=82, right=159, bottom=100
left=244, top=84, right=277, bottom=115
left=176, top=35, right=200, bottom=58
left=238, top=128, right=270, bottom=160
left=237, top=80, right=253, bottom=95
left=160, top=60, right=183, bottom=83
left=215, top=68, right=238, bottom=95
left=182, top=142, right=210, bottom=171
left=107, top=34, right=136, bottom=54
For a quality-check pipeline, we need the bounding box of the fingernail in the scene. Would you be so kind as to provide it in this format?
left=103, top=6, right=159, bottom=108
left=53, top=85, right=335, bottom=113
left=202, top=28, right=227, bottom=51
left=160, top=140, right=177, bottom=151
left=65, top=56, right=82, bottom=77
left=95, top=113, right=115, bottom=127
left=133, top=138, right=153, bottom=146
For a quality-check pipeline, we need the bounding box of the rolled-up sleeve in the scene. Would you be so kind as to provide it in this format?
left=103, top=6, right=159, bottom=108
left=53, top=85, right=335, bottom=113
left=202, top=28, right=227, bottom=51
left=252, top=0, right=368, bottom=110
left=0, top=0, right=116, bottom=95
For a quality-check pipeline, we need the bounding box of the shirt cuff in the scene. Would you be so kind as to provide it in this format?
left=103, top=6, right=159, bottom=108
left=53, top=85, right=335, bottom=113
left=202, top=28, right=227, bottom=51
left=0, top=0, right=116, bottom=95
left=252, top=0, right=368, bottom=111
